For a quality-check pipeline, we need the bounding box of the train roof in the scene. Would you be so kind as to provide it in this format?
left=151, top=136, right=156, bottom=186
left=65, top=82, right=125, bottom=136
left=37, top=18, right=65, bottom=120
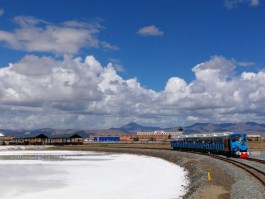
left=172, top=132, right=240, bottom=139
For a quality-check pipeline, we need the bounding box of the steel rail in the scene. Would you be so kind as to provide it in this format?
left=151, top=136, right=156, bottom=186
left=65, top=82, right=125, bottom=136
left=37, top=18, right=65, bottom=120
left=247, top=158, right=265, bottom=165
left=208, top=154, right=265, bottom=187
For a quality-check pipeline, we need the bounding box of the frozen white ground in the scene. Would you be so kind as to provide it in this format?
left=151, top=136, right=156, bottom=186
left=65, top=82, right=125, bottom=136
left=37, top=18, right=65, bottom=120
left=0, top=148, right=189, bottom=199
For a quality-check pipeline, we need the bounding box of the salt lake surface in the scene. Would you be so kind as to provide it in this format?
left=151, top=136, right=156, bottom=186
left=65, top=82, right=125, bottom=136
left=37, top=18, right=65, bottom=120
left=0, top=147, right=189, bottom=199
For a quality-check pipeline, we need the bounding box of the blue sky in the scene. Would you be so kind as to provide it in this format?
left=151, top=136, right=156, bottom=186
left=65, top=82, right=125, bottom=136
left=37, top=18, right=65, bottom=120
left=0, top=0, right=265, bottom=129
left=1, top=0, right=264, bottom=90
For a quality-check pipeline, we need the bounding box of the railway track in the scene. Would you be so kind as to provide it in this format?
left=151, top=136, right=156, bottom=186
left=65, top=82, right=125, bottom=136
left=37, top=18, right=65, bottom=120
left=168, top=149, right=265, bottom=187
left=247, top=157, right=265, bottom=165
left=209, top=154, right=265, bottom=187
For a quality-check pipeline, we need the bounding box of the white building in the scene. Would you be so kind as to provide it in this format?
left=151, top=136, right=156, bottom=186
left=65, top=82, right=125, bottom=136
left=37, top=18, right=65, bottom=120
left=247, top=134, right=262, bottom=141
left=137, top=131, right=183, bottom=136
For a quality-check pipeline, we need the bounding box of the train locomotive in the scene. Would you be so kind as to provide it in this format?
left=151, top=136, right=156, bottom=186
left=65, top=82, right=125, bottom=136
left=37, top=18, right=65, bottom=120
left=171, top=132, right=249, bottom=158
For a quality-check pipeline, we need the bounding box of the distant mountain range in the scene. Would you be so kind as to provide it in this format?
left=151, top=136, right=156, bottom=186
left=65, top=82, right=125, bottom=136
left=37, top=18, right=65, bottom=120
left=1, top=122, right=265, bottom=138
left=183, top=122, right=265, bottom=134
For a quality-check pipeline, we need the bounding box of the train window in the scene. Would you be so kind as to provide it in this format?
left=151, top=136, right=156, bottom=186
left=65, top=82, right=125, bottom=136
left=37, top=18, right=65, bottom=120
left=231, top=135, right=241, bottom=142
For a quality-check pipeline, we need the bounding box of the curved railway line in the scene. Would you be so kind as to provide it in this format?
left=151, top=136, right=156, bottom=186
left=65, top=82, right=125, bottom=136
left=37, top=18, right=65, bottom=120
left=247, top=157, right=265, bottom=164
left=169, top=148, right=265, bottom=187
left=208, top=154, right=265, bottom=187
left=178, top=150, right=265, bottom=187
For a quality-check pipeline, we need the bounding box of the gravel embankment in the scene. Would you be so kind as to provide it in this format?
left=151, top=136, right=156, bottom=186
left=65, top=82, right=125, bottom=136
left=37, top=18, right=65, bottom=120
left=52, top=146, right=265, bottom=199
left=205, top=157, right=265, bottom=199
left=231, top=157, right=265, bottom=173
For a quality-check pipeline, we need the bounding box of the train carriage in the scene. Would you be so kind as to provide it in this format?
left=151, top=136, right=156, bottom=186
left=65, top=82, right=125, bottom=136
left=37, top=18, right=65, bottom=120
left=171, top=132, right=249, bottom=158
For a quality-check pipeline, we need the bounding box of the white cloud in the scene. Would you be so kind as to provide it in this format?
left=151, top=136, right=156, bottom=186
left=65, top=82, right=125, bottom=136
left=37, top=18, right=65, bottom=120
left=241, top=71, right=256, bottom=80
left=192, top=55, right=235, bottom=81
left=113, top=64, right=125, bottom=72
left=137, top=25, right=164, bottom=36
left=237, top=61, right=255, bottom=67
left=250, top=0, right=260, bottom=6
left=10, top=55, right=59, bottom=76
left=225, top=0, right=260, bottom=9
left=187, top=116, right=199, bottom=122
left=0, top=8, right=4, bottom=16
left=109, top=58, right=125, bottom=72
left=159, top=56, right=265, bottom=125
left=0, top=55, right=157, bottom=129
left=101, top=41, right=119, bottom=50
left=1, top=55, right=265, bottom=129
left=0, top=16, right=118, bottom=55
left=165, top=77, right=187, bottom=93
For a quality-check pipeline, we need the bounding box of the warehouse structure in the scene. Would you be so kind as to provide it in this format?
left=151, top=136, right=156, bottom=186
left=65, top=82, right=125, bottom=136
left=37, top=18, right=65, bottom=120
left=10, top=133, right=83, bottom=145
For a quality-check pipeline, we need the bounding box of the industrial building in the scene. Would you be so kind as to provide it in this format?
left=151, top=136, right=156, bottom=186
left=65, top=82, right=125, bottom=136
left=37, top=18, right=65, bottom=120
left=136, top=131, right=183, bottom=141
left=10, top=133, right=83, bottom=145
left=136, top=131, right=183, bottom=136
left=89, top=131, right=183, bottom=143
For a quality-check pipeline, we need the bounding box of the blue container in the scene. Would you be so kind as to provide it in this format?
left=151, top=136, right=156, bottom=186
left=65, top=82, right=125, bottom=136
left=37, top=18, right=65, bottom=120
left=94, top=136, right=120, bottom=142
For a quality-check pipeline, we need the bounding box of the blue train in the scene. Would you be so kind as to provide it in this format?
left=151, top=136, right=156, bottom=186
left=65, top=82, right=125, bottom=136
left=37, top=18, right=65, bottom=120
left=171, top=133, right=249, bottom=158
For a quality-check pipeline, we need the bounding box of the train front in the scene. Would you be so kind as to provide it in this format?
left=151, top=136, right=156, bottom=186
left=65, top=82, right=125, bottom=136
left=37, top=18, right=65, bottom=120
left=230, top=134, right=249, bottom=158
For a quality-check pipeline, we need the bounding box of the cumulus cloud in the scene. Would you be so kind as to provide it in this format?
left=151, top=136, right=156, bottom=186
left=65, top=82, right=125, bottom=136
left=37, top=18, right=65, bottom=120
left=10, top=55, right=59, bottom=76
left=192, top=56, right=235, bottom=81
left=0, top=16, right=117, bottom=55
left=225, top=0, right=260, bottom=9
left=0, top=55, right=157, bottom=129
left=137, top=25, right=164, bottom=36
left=1, top=55, right=265, bottom=129
left=159, top=56, right=265, bottom=125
